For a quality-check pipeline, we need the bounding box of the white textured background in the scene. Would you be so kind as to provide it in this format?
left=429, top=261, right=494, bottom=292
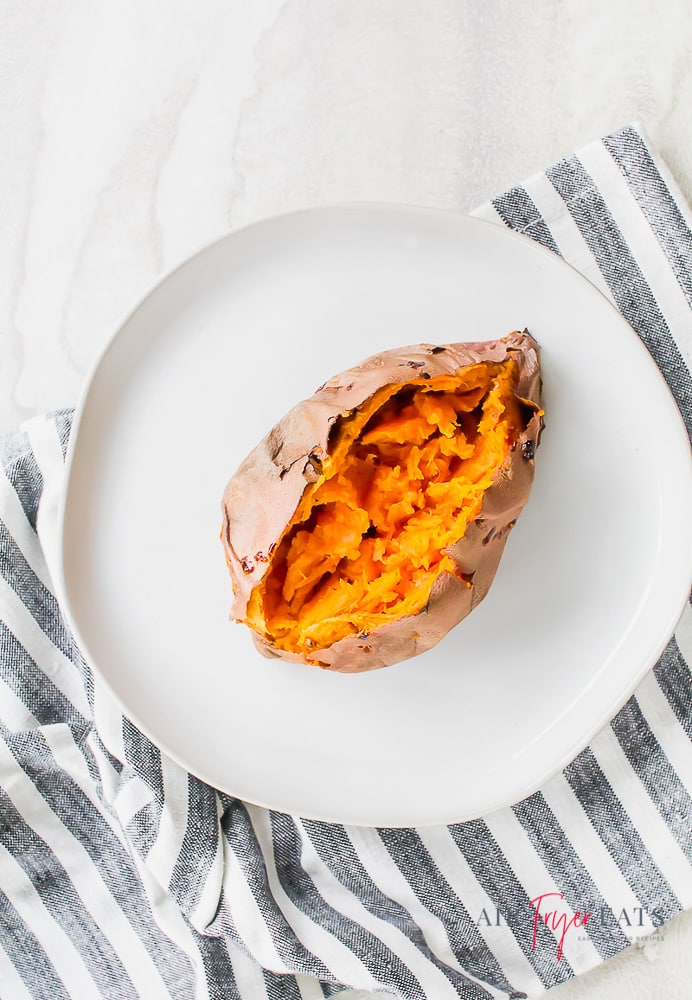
left=2, top=1, right=691, bottom=996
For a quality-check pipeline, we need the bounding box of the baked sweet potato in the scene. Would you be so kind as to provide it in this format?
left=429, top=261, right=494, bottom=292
left=221, top=331, right=542, bottom=672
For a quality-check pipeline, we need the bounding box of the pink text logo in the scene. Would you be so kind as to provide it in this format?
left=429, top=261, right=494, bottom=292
left=530, top=892, right=594, bottom=961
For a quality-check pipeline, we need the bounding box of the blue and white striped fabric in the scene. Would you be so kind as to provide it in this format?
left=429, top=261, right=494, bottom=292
left=1, top=124, right=691, bottom=999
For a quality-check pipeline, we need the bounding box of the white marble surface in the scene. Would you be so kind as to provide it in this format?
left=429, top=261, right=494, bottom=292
left=2, top=1, right=692, bottom=996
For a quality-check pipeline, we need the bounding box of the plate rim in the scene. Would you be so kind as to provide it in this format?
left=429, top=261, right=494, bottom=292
left=56, top=202, right=692, bottom=826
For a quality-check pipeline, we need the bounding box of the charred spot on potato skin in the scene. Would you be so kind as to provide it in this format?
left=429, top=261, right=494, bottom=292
left=405, top=360, right=425, bottom=368
left=280, top=447, right=322, bottom=480
left=303, top=452, right=323, bottom=482
left=521, top=440, right=535, bottom=461
left=255, top=550, right=269, bottom=563
left=240, top=557, right=255, bottom=574
left=430, top=345, right=446, bottom=354
left=421, top=371, right=431, bottom=380
left=482, top=527, right=496, bottom=546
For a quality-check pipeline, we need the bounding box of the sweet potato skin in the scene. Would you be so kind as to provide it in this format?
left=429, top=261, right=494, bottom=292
left=221, top=331, right=542, bottom=672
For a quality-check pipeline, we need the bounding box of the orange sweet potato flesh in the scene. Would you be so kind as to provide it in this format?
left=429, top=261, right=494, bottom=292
left=221, top=332, right=542, bottom=672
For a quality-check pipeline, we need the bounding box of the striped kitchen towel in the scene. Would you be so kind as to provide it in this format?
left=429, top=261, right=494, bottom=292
left=1, top=123, right=691, bottom=1000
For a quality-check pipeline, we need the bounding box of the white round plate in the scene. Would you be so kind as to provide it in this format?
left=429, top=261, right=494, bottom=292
left=59, top=206, right=692, bottom=826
